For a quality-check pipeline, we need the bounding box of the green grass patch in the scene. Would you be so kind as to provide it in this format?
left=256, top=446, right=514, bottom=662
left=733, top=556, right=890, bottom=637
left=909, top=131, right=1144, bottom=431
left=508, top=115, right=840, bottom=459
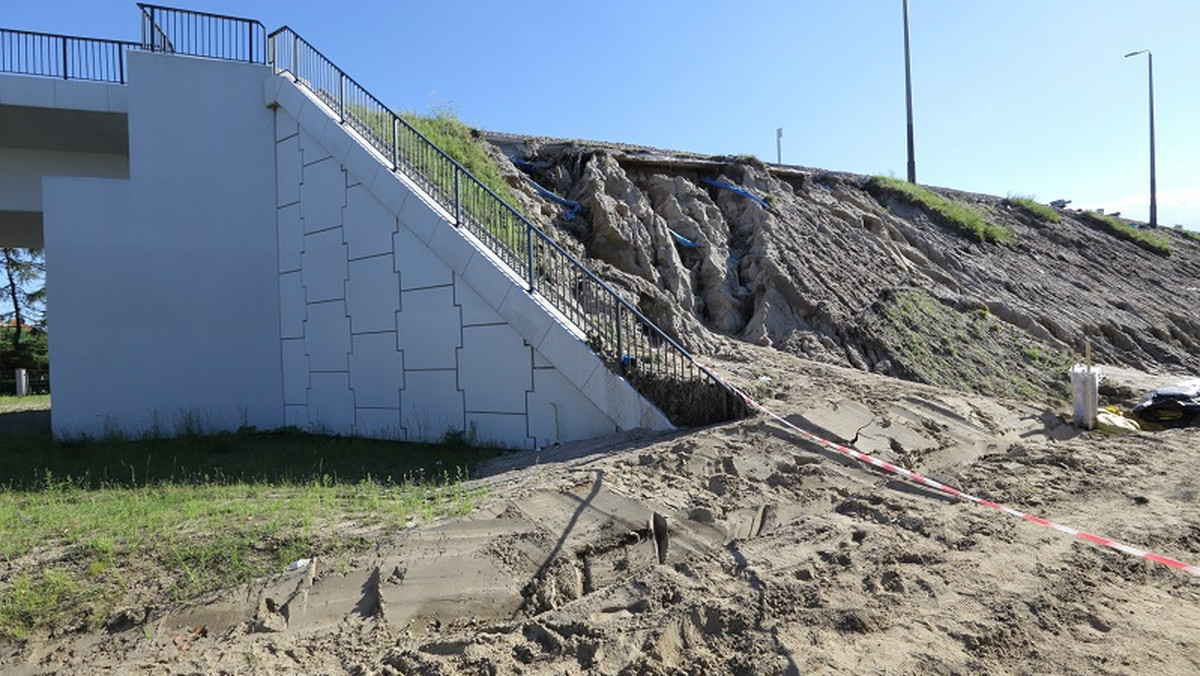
left=1174, top=225, right=1200, bottom=243
left=1003, top=195, right=1062, bottom=223
left=348, top=103, right=524, bottom=246
left=1080, top=211, right=1170, bottom=256
left=865, top=176, right=1013, bottom=244
left=0, top=394, right=50, bottom=414
left=868, top=288, right=1071, bottom=402
left=404, top=110, right=520, bottom=209
left=0, top=428, right=499, bottom=642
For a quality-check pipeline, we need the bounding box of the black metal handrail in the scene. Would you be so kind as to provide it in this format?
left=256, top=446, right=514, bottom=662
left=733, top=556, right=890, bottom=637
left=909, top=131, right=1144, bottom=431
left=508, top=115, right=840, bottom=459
left=138, top=4, right=266, bottom=63
left=0, top=28, right=138, bottom=83
left=268, top=26, right=746, bottom=425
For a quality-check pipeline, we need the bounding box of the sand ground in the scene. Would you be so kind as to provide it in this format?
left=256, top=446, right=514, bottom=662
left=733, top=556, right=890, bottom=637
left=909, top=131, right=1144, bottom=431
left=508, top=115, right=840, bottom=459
left=5, top=346, right=1199, bottom=675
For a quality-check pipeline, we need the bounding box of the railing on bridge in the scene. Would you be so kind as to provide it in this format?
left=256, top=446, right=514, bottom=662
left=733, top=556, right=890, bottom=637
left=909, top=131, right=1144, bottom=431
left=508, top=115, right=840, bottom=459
left=138, top=4, right=266, bottom=64
left=0, top=28, right=138, bottom=83
left=267, top=26, right=746, bottom=425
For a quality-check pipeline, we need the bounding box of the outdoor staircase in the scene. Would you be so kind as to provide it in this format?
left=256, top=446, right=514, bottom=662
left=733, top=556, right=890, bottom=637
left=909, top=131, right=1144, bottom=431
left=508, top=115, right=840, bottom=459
left=3, top=4, right=749, bottom=428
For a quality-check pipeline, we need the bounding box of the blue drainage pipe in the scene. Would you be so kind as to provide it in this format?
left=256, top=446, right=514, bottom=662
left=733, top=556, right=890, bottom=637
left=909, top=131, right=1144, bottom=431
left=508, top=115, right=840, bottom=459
left=512, top=158, right=552, bottom=170
left=531, top=182, right=581, bottom=220
left=701, top=177, right=771, bottom=210
left=669, top=229, right=699, bottom=248
left=512, top=159, right=581, bottom=220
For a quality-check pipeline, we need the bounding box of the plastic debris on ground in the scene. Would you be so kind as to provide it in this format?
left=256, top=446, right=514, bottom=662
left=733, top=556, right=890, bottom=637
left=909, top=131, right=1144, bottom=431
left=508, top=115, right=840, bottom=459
left=1095, top=407, right=1141, bottom=435
left=1131, top=380, right=1200, bottom=429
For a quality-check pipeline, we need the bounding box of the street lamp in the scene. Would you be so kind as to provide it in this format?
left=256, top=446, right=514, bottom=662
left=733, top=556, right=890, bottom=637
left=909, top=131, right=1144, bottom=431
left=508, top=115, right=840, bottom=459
left=1124, top=49, right=1156, bottom=227
left=903, top=0, right=916, bottom=183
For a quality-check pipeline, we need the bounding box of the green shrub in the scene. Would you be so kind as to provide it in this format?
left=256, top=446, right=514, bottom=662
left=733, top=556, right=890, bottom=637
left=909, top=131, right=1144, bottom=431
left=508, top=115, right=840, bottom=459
left=865, top=176, right=1013, bottom=244
left=1003, top=195, right=1062, bottom=223
left=1081, top=211, right=1170, bottom=256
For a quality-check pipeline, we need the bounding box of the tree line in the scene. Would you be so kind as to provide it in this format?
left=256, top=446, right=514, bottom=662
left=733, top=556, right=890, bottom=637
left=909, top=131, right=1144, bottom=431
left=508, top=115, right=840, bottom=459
left=1, top=248, right=47, bottom=373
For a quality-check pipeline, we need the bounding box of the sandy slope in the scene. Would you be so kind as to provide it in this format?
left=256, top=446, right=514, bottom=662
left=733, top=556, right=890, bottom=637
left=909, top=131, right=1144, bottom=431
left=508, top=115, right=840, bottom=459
left=6, top=347, right=1200, bottom=675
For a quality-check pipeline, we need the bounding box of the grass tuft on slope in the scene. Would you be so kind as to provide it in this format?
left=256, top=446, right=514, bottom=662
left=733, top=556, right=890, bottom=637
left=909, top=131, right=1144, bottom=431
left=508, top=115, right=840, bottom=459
left=866, top=176, right=1013, bottom=244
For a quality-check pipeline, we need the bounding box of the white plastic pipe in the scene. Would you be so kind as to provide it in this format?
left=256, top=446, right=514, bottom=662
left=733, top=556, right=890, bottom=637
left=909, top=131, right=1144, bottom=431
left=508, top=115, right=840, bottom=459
left=1070, top=364, right=1100, bottom=430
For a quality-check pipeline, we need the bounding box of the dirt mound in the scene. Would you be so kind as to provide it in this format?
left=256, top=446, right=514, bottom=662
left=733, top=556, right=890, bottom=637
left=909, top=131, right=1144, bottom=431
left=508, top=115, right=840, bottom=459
left=490, top=135, right=1200, bottom=403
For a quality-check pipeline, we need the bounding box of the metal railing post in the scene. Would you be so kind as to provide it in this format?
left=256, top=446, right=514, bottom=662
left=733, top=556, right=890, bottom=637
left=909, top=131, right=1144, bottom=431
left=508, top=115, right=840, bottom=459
left=338, top=72, right=345, bottom=122
left=616, top=305, right=624, bottom=361
left=526, top=226, right=535, bottom=293
left=454, top=171, right=461, bottom=227
left=247, top=22, right=252, bottom=63
left=291, top=33, right=299, bottom=81
left=60, top=38, right=68, bottom=79
left=391, top=117, right=398, bottom=171
left=149, top=6, right=157, bottom=52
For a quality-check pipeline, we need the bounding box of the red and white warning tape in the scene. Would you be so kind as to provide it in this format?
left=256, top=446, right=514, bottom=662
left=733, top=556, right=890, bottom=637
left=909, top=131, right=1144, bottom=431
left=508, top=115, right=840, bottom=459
left=697, top=360, right=1200, bottom=577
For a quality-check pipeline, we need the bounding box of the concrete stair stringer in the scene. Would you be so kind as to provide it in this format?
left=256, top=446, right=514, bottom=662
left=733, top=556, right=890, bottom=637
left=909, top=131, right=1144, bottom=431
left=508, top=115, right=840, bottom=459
left=266, top=74, right=672, bottom=434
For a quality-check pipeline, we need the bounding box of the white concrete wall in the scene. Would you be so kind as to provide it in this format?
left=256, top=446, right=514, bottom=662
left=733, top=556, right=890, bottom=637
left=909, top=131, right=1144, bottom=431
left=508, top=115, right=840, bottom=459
left=44, top=52, right=283, bottom=438
left=268, top=75, right=670, bottom=448
left=37, top=52, right=668, bottom=446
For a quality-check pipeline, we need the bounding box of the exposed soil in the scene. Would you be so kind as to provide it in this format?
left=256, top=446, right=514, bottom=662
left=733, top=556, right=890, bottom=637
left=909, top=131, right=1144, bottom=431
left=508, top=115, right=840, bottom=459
left=488, top=135, right=1200, bottom=404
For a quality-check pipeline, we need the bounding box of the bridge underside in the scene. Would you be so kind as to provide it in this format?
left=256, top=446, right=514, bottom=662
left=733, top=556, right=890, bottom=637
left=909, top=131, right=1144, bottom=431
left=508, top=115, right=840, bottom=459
left=0, top=82, right=131, bottom=247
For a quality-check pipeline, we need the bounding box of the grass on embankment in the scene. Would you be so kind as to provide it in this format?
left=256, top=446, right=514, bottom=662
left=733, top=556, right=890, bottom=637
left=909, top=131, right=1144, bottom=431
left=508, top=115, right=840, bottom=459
left=0, top=427, right=498, bottom=642
left=1080, top=210, right=1170, bottom=256
left=404, top=110, right=520, bottom=208
left=866, top=176, right=1013, bottom=244
left=1173, top=225, right=1200, bottom=243
left=1002, top=195, right=1062, bottom=223
left=865, top=288, right=1072, bottom=402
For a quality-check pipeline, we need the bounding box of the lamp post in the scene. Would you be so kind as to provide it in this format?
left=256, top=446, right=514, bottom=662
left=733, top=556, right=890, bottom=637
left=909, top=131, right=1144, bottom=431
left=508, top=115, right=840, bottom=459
left=903, top=0, right=916, bottom=183
left=1124, top=49, right=1156, bottom=227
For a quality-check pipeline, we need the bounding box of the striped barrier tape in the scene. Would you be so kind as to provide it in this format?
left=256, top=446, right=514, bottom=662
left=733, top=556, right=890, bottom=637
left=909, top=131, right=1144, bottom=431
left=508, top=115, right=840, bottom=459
left=697, top=359, right=1200, bottom=578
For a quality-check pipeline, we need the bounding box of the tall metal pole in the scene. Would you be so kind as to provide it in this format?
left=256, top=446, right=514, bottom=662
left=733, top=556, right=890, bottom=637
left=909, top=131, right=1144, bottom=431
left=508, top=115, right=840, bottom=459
left=1125, top=49, right=1157, bottom=227
left=903, top=0, right=916, bottom=183
left=1147, top=52, right=1157, bottom=227
left=776, top=127, right=783, bottom=165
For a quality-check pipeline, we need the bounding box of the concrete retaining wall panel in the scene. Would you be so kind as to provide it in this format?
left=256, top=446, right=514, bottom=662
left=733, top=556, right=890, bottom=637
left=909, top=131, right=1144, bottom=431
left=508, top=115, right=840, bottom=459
left=301, top=228, right=348, bottom=302
left=458, top=323, right=532, bottom=415
left=402, top=369, right=464, bottom=441
left=346, top=255, right=400, bottom=334
left=349, top=332, right=404, bottom=409
left=344, top=184, right=397, bottom=259
left=308, top=371, right=354, bottom=434
left=304, top=300, right=351, bottom=373
left=279, top=271, right=305, bottom=339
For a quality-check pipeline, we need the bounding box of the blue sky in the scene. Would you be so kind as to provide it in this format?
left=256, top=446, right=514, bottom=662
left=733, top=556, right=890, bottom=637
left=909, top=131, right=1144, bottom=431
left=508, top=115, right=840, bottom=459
left=8, top=1, right=1198, bottom=228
